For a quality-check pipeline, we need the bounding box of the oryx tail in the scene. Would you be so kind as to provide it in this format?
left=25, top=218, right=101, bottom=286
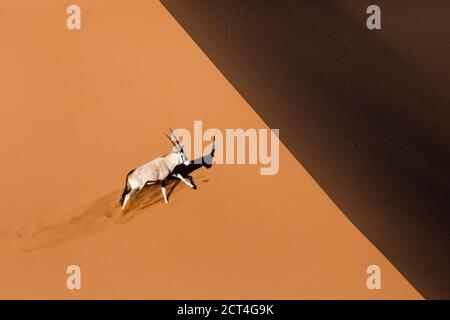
left=120, top=169, right=135, bottom=206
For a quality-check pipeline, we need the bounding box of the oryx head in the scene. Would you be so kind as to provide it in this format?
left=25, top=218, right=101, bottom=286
left=165, top=129, right=191, bottom=166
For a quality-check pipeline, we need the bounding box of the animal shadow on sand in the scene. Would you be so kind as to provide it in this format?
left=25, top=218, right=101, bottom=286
left=6, top=147, right=215, bottom=252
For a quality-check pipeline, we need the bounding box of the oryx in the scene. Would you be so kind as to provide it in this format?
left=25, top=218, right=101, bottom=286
left=120, top=131, right=194, bottom=210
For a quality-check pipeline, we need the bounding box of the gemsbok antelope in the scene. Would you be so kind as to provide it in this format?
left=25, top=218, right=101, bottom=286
left=120, top=131, right=194, bottom=210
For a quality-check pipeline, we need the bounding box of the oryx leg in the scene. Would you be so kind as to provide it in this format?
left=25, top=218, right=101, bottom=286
left=122, top=188, right=138, bottom=210
left=172, top=173, right=194, bottom=188
left=161, top=180, right=168, bottom=204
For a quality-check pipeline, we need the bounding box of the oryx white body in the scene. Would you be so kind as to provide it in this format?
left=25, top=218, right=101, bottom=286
left=120, top=133, right=193, bottom=210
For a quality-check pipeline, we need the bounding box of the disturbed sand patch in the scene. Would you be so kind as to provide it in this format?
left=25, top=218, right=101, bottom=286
left=1, top=176, right=208, bottom=252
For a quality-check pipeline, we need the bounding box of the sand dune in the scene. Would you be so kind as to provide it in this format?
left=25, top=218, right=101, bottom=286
left=0, top=0, right=421, bottom=299
left=160, top=0, right=450, bottom=298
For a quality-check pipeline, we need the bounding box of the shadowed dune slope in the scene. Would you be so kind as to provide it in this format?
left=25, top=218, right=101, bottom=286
left=160, top=0, right=450, bottom=299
